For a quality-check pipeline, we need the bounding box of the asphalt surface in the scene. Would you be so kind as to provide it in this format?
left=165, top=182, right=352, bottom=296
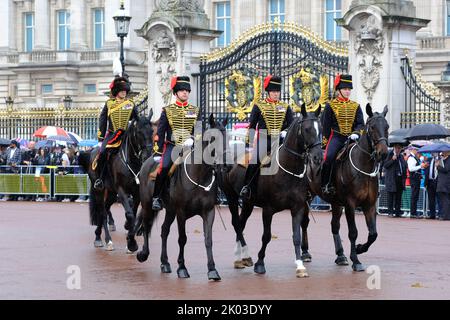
left=1, top=201, right=449, bottom=300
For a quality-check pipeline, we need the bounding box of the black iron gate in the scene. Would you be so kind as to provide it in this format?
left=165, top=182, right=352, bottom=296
left=196, top=21, right=348, bottom=125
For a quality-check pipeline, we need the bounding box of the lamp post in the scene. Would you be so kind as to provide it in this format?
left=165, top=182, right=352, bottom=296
left=5, top=96, right=14, bottom=113
left=113, top=0, right=132, bottom=76
left=63, top=95, right=72, bottom=109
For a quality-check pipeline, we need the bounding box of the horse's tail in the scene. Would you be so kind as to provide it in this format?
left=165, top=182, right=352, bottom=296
left=88, top=187, right=101, bottom=226
left=134, top=208, right=160, bottom=236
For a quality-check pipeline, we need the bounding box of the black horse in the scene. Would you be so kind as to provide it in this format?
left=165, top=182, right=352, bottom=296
left=136, top=114, right=227, bottom=281
left=310, top=104, right=389, bottom=271
left=80, top=112, right=153, bottom=251
left=222, top=104, right=323, bottom=277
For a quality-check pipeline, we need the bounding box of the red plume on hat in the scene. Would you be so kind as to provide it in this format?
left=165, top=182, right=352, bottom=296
left=334, top=74, right=341, bottom=90
left=109, top=80, right=115, bottom=90
left=264, top=75, right=272, bottom=90
left=170, top=77, right=178, bottom=90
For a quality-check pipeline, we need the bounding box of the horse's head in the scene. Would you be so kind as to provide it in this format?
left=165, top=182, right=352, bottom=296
left=298, top=103, right=323, bottom=166
left=206, top=113, right=229, bottom=167
left=129, top=109, right=154, bottom=162
left=365, top=104, right=389, bottom=162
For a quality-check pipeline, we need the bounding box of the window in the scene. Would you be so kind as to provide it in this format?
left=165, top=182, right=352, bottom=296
left=215, top=2, right=231, bottom=47
left=24, top=13, right=34, bottom=52
left=447, top=0, right=450, bottom=36
left=84, top=84, right=97, bottom=94
left=325, top=0, right=342, bottom=41
left=93, top=9, right=105, bottom=50
left=57, top=10, right=71, bottom=51
left=42, top=84, right=53, bottom=95
left=269, top=0, right=285, bottom=23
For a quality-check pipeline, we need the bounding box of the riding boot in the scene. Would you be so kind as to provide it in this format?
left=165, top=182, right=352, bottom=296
left=239, top=163, right=260, bottom=200
left=152, top=168, right=168, bottom=211
left=94, top=150, right=107, bottom=190
left=321, top=162, right=335, bottom=196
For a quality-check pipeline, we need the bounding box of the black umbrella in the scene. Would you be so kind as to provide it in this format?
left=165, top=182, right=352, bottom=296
left=0, top=137, right=11, bottom=146
left=388, top=128, right=410, bottom=147
left=405, top=123, right=450, bottom=140
left=418, top=142, right=450, bottom=153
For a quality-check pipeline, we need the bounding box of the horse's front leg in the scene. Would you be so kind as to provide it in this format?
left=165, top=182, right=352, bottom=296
left=292, top=206, right=308, bottom=278
left=301, top=206, right=312, bottom=262
left=106, top=192, right=116, bottom=232
left=254, top=207, right=274, bottom=274
left=356, top=205, right=378, bottom=254
left=136, top=206, right=151, bottom=263
left=226, top=192, right=250, bottom=269
left=160, top=208, right=176, bottom=273
left=238, top=200, right=255, bottom=267
left=203, top=208, right=221, bottom=281
left=116, top=187, right=137, bottom=253
left=344, top=205, right=364, bottom=271
left=176, top=213, right=190, bottom=278
left=331, top=205, right=348, bottom=265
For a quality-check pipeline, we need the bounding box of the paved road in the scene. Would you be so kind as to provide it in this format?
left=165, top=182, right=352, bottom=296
left=1, top=202, right=449, bottom=299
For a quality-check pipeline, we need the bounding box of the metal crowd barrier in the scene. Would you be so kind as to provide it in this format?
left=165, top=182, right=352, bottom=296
left=0, top=165, right=89, bottom=196
left=377, top=184, right=429, bottom=215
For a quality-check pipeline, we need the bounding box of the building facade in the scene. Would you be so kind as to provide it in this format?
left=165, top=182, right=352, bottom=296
left=0, top=0, right=448, bottom=110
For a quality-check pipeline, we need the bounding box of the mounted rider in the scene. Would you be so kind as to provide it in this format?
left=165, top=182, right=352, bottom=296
left=151, top=76, right=202, bottom=211
left=94, top=76, right=139, bottom=190
left=321, top=74, right=365, bottom=196
left=239, top=75, right=294, bottom=200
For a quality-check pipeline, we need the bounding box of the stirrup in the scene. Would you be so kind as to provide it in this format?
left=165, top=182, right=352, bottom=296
left=94, top=179, right=104, bottom=190
left=239, top=185, right=251, bottom=200
left=152, top=197, right=163, bottom=211
left=322, top=184, right=335, bottom=196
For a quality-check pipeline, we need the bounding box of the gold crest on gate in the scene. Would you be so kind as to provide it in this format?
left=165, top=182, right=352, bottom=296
left=290, top=66, right=329, bottom=113
left=225, top=70, right=258, bottom=121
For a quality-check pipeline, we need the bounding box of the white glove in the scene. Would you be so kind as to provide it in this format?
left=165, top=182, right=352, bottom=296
left=280, top=130, right=287, bottom=138
left=349, top=133, right=359, bottom=141
left=153, top=156, right=161, bottom=162
left=183, top=137, right=194, bottom=147
left=97, top=142, right=102, bottom=147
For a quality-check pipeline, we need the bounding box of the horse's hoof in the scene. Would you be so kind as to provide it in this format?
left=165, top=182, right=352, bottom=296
left=208, top=270, right=221, bottom=281
left=94, top=240, right=104, bottom=248
left=105, top=241, right=114, bottom=251
left=136, top=251, right=148, bottom=263
left=335, top=255, right=349, bottom=266
left=126, top=239, right=138, bottom=253
left=234, top=260, right=245, bottom=269
left=161, top=264, right=172, bottom=273
left=108, top=224, right=116, bottom=232
left=254, top=263, right=266, bottom=274
left=296, top=268, right=309, bottom=278
left=301, top=253, right=312, bottom=262
left=242, top=257, right=254, bottom=267
left=356, top=244, right=366, bottom=254
left=352, top=263, right=365, bottom=272
left=177, top=268, right=190, bottom=278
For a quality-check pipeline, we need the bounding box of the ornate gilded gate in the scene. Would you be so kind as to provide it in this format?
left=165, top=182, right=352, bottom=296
left=197, top=20, right=348, bottom=124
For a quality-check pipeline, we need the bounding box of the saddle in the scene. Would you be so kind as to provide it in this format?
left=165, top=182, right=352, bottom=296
left=336, top=140, right=355, bottom=162
left=237, top=151, right=271, bottom=169
left=148, top=151, right=189, bottom=181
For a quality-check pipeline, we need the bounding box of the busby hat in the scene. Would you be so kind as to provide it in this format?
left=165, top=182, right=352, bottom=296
left=264, top=75, right=282, bottom=92
left=334, top=74, right=353, bottom=90
left=110, top=76, right=130, bottom=97
left=171, top=76, right=191, bottom=93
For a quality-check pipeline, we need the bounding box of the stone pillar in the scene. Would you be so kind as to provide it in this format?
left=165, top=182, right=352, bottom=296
left=0, top=0, right=16, bottom=52
left=34, top=0, right=51, bottom=50
left=136, top=0, right=221, bottom=120
left=337, top=0, right=429, bottom=130
left=70, top=0, right=88, bottom=50
left=434, top=63, right=450, bottom=129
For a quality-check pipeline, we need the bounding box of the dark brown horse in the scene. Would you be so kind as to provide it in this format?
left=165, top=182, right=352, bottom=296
left=221, top=104, right=323, bottom=277
left=310, top=104, right=389, bottom=271
left=136, top=114, right=228, bottom=281
left=79, top=112, right=153, bottom=252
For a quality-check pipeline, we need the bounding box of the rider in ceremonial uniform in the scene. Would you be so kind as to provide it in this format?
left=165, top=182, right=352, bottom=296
left=94, top=76, right=138, bottom=190
left=239, top=75, right=294, bottom=200
left=321, top=74, right=364, bottom=195
left=151, top=76, right=201, bottom=211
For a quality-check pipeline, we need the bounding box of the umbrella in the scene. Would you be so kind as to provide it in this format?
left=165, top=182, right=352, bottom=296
left=405, top=123, right=450, bottom=140
left=47, top=135, right=75, bottom=144
left=33, top=126, right=69, bottom=138
left=14, top=137, right=29, bottom=148
left=389, top=128, right=409, bottom=138
left=388, top=128, right=410, bottom=146
left=78, top=139, right=98, bottom=147
left=36, top=140, right=54, bottom=149
left=67, top=132, right=83, bottom=144
left=418, top=142, right=450, bottom=153
left=0, top=137, right=10, bottom=146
